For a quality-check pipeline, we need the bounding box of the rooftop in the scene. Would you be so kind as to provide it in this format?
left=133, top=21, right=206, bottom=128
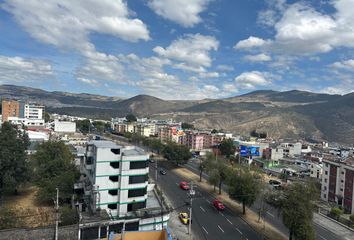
left=89, top=140, right=121, bottom=149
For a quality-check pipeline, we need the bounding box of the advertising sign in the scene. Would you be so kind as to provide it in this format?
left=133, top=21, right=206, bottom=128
left=240, top=145, right=260, bottom=157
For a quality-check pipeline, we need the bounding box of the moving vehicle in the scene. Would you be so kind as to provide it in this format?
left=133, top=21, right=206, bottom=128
left=213, top=199, right=225, bottom=210
left=179, top=212, right=189, bottom=225
left=159, top=168, right=167, bottom=175
left=179, top=181, right=190, bottom=190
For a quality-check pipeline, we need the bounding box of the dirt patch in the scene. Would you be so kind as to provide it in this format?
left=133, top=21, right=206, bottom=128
left=172, top=167, right=287, bottom=240
left=3, top=186, right=55, bottom=228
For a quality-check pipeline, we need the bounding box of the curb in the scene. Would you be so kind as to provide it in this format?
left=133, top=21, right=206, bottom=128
left=317, top=212, right=354, bottom=233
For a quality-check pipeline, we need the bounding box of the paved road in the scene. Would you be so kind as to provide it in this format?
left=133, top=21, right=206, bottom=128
left=150, top=161, right=263, bottom=240
left=185, top=159, right=346, bottom=240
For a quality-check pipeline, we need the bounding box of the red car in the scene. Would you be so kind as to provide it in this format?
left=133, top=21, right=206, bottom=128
left=213, top=199, right=225, bottom=210
left=179, top=181, right=190, bottom=190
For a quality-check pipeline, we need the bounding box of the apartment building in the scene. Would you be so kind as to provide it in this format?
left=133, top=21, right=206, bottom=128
left=321, top=156, right=354, bottom=214
left=1, top=99, right=20, bottom=122
left=81, top=140, right=169, bottom=230
left=280, top=142, right=302, bottom=157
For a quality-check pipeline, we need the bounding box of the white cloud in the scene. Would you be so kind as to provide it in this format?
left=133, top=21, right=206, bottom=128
left=257, top=0, right=286, bottom=27
left=331, top=59, right=354, bottom=71
left=234, top=71, right=271, bottom=89
left=153, top=33, right=219, bottom=68
left=245, top=0, right=354, bottom=55
left=216, top=64, right=234, bottom=71
left=77, top=77, right=98, bottom=86
left=0, top=55, right=53, bottom=82
left=147, top=0, right=211, bottom=27
left=244, top=53, right=271, bottom=62
left=222, top=83, right=239, bottom=93
left=234, top=36, right=270, bottom=50
left=2, top=0, right=150, bottom=51
left=198, top=71, right=219, bottom=78
left=172, top=63, right=206, bottom=73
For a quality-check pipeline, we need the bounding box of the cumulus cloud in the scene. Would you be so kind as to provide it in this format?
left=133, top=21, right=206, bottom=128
left=244, top=53, right=271, bottom=62
left=77, top=77, right=98, bottom=86
left=234, top=36, right=270, bottom=50
left=2, top=0, right=150, bottom=50
left=198, top=71, right=219, bottom=78
left=239, top=0, right=354, bottom=55
left=234, top=71, right=271, bottom=89
left=147, top=0, right=211, bottom=27
left=216, top=64, right=234, bottom=71
left=331, top=59, right=354, bottom=71
left=0, top=55, right=53, bottom=82
left=153, top=33, right=219, bottom=67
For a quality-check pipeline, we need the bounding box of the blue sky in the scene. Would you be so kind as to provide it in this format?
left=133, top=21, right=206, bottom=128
left=0, top=0, right=354, bottom=99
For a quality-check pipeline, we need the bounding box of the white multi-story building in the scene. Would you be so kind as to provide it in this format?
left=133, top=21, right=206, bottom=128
left=24, top=103, right=44, bottom=120
left=81, top=140, right=169, bottom=230
left=309, top=162, right=323, bottom=179
left=54, top=119, right=76, bottom=133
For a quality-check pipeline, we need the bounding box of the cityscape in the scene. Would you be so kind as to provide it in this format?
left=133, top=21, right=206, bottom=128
left=0, top=1, right=354, bottom=240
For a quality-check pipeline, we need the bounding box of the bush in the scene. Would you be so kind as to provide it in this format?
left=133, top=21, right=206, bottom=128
left=330, top=207, right=343, bottom=220
left=60, top=206, right=78, bottom=226
left=349, top=214, right=354, bottom=222
left=0, top=206, right=21, bottom=229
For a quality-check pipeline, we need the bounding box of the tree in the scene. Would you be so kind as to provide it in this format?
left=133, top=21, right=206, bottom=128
left=60, top=206, right=78, bottom=226
left=93, top=121, right=105, bottom=134
left=211, top=129, right=218, bottom=134
left=162, top=142, right=191, bottom=165
left=32, top=141, right=80, bottom=203
left=219, top=138, right=235, bottom=158
left=76, top=119, right=91, bottom=133
left=208, top=169, right=219, bottom=192
left=44, top=112, right=50, bottom=122
left=126, top=113, right=137, bottom=122
left=198, top=159, right=206, bottom=182
left=0, top=122, right=30, bottom=197
left=281, top=182, right=316, bottom=240
left=181, top=122, right=194, bottom=129
left=204, top=153, right=229, bottom=194
left=227, top=168, right=260, bottom=215
left=330, top=207, right=343, bottom=221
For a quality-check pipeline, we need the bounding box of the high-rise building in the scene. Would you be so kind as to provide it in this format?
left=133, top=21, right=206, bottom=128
left=1, top=99, right=20, bottom=122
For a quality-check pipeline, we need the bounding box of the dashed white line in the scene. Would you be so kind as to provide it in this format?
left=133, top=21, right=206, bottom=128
left=226, top=218, right=233, bottom=225
left=205, top=199, right=210, bottom=203
left=235, top=227, right=242, bottom=235
left=319, top=236, right=328, bottom=240
left=267, top=212, right=275, bottom=217
left=202, top=226, right=209, bottom=234
left=200, top=206, right=206, bottom=212
left=218, top=225, right=225, bottom=233
left=219, top=211, right=225, bottom=217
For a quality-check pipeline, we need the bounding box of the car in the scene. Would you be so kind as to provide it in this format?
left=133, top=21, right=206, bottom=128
left=159, top=168, right=167, bottom=175
left=179, top=212, right=189, bottom=225
left=213, top=199, right=225, bottom=210
left=269, top=179, right=281, bottom=187
left=179, top=181, right=190, bottom=190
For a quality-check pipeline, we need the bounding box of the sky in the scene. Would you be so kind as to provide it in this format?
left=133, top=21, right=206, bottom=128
left=0, top=0, right=354, bottom=100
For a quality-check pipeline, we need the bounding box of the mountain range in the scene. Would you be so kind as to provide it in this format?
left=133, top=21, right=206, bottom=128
left=1, top=84, right=353, bottom=145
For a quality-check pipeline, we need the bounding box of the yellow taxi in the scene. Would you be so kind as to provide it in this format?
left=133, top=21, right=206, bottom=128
left=179, top=212, right=189, bottom=225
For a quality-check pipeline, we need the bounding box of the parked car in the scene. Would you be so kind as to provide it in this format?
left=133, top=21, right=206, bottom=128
left=213, top=199, right=225, bottom=210
left=159, top=168, right=167, bottom=175
left=179, top=181, right=190, bottom=190
left=269, top=179, right=281, bottom=187
left=179, top=212, right=189, bottom=225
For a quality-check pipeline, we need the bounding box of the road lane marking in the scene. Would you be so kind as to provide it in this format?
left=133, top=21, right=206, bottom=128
left=319, top=236, right=327, bottom=240
left=226, top=218, right=233, bottom=225
left=202, top=226, right=208, bottom=234
left=206, top=199, right=210, bottom=203
left=235, top=227, right=242, bottom=235
left=218, top=225, right=224, bottom=233
left=267, top=212, right=275, bottom=217
left=219, top=211, right=225, bottom=217
left=200, top=206, right=206, bottom=212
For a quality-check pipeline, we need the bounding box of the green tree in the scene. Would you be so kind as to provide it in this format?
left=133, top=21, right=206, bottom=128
left=76, top=119, right=91, bottom=133
left=162, top=142, right=191, bottom=165
left=227, top=168, right=260, bottom=215
left=211, top=129, right=218, bottom=134
left=126, top=114, right=137, bottom=122
left=330, top=207, right=343, bottom=221
left=198, top=159, right=206, bottom=182
left=0, top=206, right=22, bottom=229
left=208, top=169, right=219, bottom=192
left=281, top=182, right=316, bottom=240
left=92, top=121, right=105, bottom=134
left=181, top=122, right=194, bottom=129
left=219, top=139, right=235, bottom=158
left=44, top=112, right=50, bottom=122
left=204, top=153, right=229, bottom=194
left=0, top=122, right=30, bottom=197
left=32, top=141, right=79, bottom=203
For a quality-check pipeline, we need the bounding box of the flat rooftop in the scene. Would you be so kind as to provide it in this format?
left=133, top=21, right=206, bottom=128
left=89, top=140, right=122, bottom=149
left=123, top=147, right=146, bottom=156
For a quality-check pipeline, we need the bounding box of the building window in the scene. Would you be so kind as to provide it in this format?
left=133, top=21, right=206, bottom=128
left=129, top=161, right=148, bottom=170
left=341, top=171, right=344, bottom=174
left=324, top=186, right=327, bottom=191
left=127, top=200, right=146, bottom=212
left=341, top=179, right=344, bottom=183
left=108, top=189, right=118, bottom=196
left=323, top=194, right=326, bottom=198
left=324, top=178, right=327, bottom=183
left=86, top=156, right=93, bottom=165
left=108, top=204, right=117, bottom=209
left=340, top=188, right=343, bottom=191
left=129, top=175, right=148, bottom=184
left=128, top=188, right=147, bottom=198
left=110, top=161, right=120, bottom=169
left=325, top=171, right=328, bottom=175
left=109, top=175, right=119, bottom=182
left=111, top=149, right=120, bottom=155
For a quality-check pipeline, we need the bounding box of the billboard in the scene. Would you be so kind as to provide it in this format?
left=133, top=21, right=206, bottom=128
left=240, top=145, right=260, bottom=157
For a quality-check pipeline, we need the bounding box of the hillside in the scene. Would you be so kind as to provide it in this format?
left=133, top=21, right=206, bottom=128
left=1, top=84, right=353, bottom=144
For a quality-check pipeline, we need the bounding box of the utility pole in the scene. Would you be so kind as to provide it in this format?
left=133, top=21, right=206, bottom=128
left=55, top=188, right=59, bottom=240
left=188, top=181, right=194, bottom=237
left=155, top=158, right=158, bottom=181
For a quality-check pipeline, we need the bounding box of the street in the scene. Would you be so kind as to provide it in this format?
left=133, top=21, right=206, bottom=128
left=150, top=160, right=263, bottom=240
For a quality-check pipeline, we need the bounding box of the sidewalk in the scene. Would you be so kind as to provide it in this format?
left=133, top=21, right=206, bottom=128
left=313, top=213, right=354, bottom=240
left=172, top=167, right=288, bottom=240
